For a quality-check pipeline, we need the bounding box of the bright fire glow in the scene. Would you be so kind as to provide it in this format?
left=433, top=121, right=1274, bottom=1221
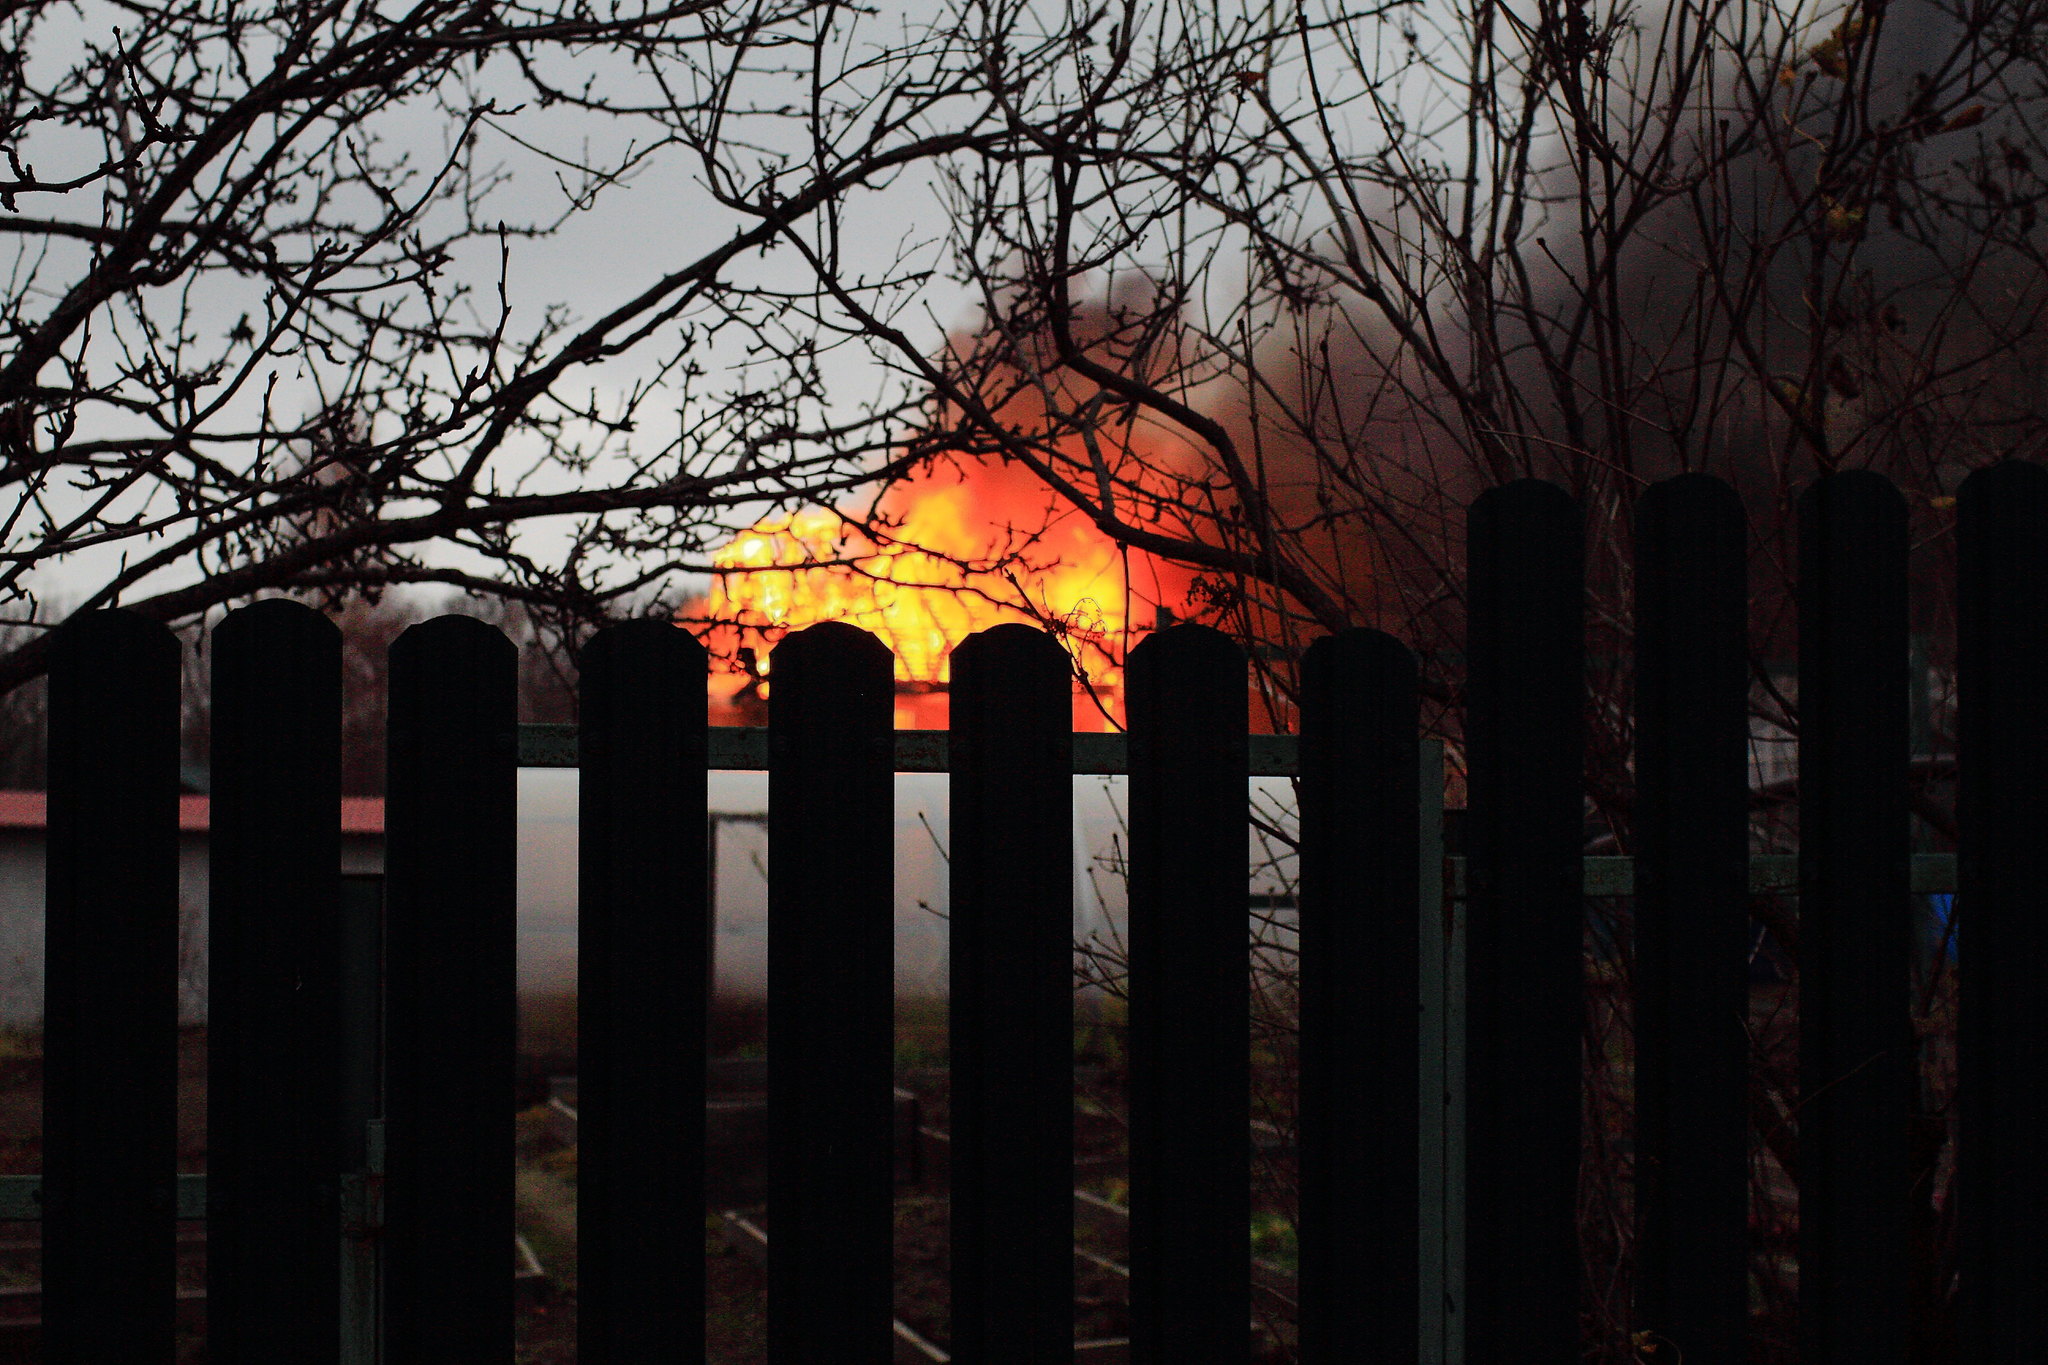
left=690, top=453, right=1196, bottom=730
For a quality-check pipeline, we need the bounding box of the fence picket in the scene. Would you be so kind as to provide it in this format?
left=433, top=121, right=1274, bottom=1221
left=577, top=619, right=710, bottom=1362
left=26, top=466, right=2039, bottom=1363
left=1125, top=623, right=1250, bottom=1365
left=766, top=621, right=896, bottom=1365
left=1297, top=628, right=1421, bottom=1364
left=1955, top=459, right=2048, bottom=1359
left=947, top=624, right=1075, bottom=1364
left=1631, top=474, right=1750, bottom=1364
left=1796, top=470, right=1913, bottom=1365
left=43, top=609, right=183, bottom=1363
left=382, top=615, right=518, bottom=1363
left=338, top=873, right=385, bottom=1365
left=208, top=600, right=345, bottom=1360
left=1463, top=479, right=1583, bottom=1365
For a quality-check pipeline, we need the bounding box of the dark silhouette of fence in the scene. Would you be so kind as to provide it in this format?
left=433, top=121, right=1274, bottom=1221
left=16, top=463, right=2045, bottom=1363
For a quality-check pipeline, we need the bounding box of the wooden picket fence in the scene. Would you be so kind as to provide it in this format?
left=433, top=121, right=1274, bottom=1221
left=5, top=464, right=2046, bottom=1363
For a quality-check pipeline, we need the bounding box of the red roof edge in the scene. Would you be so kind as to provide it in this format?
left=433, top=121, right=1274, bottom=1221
left=0, top=791, right=385, bottom=835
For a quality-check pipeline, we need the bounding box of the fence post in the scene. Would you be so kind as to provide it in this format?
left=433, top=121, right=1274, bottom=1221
left=1297, top=628, right=1419, bottom=1364
left=1462, top=479, right=1583, bottom=1365
left=1796, top=470, right=1912, bottom=1365
left=766, top=621, right=896, bottom=1365
left=43, top=609, right=182, bottom=1363
left=1631, top=474, right=1749, bottom=1365
left=947, top=623, right=1074, bottom=1365
left=208, top=599, right=344, bottom=1362
left=382, top=616, right=518, bottom=1363
left=1955, top=458, right=2048, bottom=1360
left=1125, top=623, right=1250, bottom=1365
left=577, top=618, right=710, bottom=1363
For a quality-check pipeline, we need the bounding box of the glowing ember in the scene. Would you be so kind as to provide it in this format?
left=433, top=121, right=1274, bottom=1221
left=689, top=454, right=1195, bottom=730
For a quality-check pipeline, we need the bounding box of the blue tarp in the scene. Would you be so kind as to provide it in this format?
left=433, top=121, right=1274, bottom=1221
left=1928, top=892, right=1958, bottom=961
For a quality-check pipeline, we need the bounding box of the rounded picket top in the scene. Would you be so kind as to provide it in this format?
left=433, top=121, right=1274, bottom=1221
left=1127, top=619, right=1244, bottom=675
left=390, top=610, right=516, bottom=664
left=765, top=621, right=894, bottom=766
left=1955, top=456, right=2048, bottom=781
left=215, top=596, right=341, bottom=656
left=385, top=614, right=518, bottom=763
left=1636, top=470, right=1744, bottom=534
left=1797, top=466, right=1907, bottom=533
left=47, top=607, right=182, bottom=795
left=48, top=609, right=184, bottom=795
left=952, top=621, right=1070, bottom=687
left=1797, top=470, right=1908, bottom=647
left=1470, top=475, right=1578, bottom=529
left=1466, top=477, right=1583, bottom=676
left=1299, top=627, right=1420, bottom=778
left=951, top=623, right=1073, bottom=774
left=1127, top=622, right=1248, bottom=769
left=1634, top=472, right=1747, bottom=646
left=585, top=613, right=708, bottom=657
left=578, top=617, right=707, bottom=767
left=1957, top=458, right=2048, bottom=601
left=1301, top=626, right=1418, bottom=696
left=209, top=598, right=340, bottom=826
left=766, top=618, right=893, bottom=689
left=1297, top=626, right=1420, bottom=815
left=580, top=615, right=709, bottom=682
left=1959, top=457, right=2048, bottom=524
left=1467, top=479, right=1582, bottom=629
left=51, top=605, right=180, bottom=677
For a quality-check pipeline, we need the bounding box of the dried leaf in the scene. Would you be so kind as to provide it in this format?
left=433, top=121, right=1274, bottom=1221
left=1823, top=198, right=1866, bottom=240
left=1825, top=354, right=1863, bottom=399
left=1809, top=15, right=1867, bottom=78
left=1941, top=104, right=1988, bottom=133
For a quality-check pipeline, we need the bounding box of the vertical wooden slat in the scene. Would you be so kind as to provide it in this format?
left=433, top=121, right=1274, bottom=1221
left=1462, top=478, right=1583, bottom=1365
left=43, top=609, right=181, bottom=1364
left=338, top=872, right=386, bottom=1365
left=1955, top=458, right=2048, bottom=1360
left=1125, top=622, right=1249, bottom=1365
left=338, top=875, right=385, bottom=1183
left=382, top=615, right=517, bottom=1363
left=947, top=623, right=1074, bottom=1365
left=1796, top=469, right=1912, bottom=1365
left=1631, top=473, right=1749, bottom=1365
left=209, top=599, right=344, bottom=1362
left=766, top=621, right=895, bottom=1365
left=1297, top=627, right=1420, bottom=1364
left=1419, top=740, right=1460, bottom=1365
left=578, top=618, right=709, bottom=1364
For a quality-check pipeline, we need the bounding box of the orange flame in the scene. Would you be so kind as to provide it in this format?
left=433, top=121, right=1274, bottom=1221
left=691, top=453, right=1195, bottom=730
